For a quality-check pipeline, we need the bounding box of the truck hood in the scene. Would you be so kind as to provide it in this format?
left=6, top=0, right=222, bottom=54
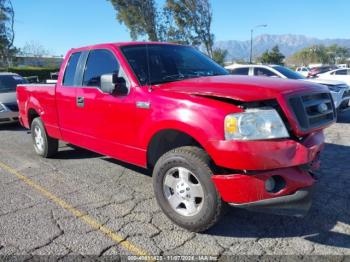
left=156, top=75, right=327, bottom=102
left=304, top=78, right=347, bottom=86
left=0, top=91, right=16, bottom=104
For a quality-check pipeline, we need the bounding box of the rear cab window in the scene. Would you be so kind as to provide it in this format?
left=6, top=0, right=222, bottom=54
left=63, top=52, right=82, bottom=86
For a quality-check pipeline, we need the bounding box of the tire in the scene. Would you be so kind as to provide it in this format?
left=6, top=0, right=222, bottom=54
left=152, top=146, right=222, bottom=232
left=31, top=117, right=58, bottom=158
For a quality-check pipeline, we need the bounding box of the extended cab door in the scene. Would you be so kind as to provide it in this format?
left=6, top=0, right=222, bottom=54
left=73, top=48, right=142, bottom=165
left=56, top=51, right=89, bottom=143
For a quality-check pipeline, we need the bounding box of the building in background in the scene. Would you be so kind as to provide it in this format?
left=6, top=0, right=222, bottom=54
left=14, top=55, right=63, bottom=68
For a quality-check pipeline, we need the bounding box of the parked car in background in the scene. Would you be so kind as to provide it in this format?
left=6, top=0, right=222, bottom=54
left=17, top=42, right=336, bottom=232
left=336, top=64, right=348, bottom=69
left=308, top=65, right=338, bottom=78
left=296, top=66, right=309, bottom=77
left=317, top=68, right=350, bottom=86
left=225, top=64, right=350, bottom=112
left=0, top=72, right=28, bottom=124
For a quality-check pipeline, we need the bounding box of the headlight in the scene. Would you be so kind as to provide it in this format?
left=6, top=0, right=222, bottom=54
left=224, top=108, right=289, bottom=140
left=0, top=103, right=7, bottom=113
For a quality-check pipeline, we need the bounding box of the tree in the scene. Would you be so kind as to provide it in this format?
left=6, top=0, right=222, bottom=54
left=159, top=5, right=190, bottom=44
left=258, top=45, right=285, bottom=65
left=166, top=0, right=214, bottom=57
left=109, top=0, right=160, bottom=41
left=288, top=44, right=350, bottom=66
left=108, top=0, right=215, bottom=57
left=212, top=48, right=227, bottom=66
left=19, top=41, right=51, bottom=67
left=0, top=0, right=16, bottom=67
left=21, top=41, right=50, bottom=57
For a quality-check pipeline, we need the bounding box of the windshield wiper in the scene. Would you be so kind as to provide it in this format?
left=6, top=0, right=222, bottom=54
left=162, top=73, right=186, bottom=81
left=150, top=73, right=199, bottom=85
left=150, top=72, right=226, bottom=85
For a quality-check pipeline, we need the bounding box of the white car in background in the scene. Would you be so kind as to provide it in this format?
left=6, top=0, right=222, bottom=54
left=296, top=66, right=309, bottom=77
left=317, top=68, right=350, bottom=86
left=225, top=64, right=350, bottom=112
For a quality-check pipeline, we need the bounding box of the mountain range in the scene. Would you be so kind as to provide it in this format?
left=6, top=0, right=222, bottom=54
left=214, top=34, right=350, bottom=62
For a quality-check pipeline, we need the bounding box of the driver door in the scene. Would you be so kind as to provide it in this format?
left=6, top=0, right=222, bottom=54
left=74, top=48, right=138, bottom=163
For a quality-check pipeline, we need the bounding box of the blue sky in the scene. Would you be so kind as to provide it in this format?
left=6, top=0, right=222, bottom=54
left=12, top=0, right=350, bottom=56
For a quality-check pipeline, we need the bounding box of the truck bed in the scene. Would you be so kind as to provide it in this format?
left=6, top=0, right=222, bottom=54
left=16, top=84, right=59, bottom=136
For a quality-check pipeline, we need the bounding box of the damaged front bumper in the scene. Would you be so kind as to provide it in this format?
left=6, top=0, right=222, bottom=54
left=230, top=187, right=314, bottom=217
left=209, top=131, right=324, bottom=217
left=212, top=166, right=316, bottom=217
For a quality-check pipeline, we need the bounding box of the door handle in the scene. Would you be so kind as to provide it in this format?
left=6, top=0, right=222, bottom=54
left=76, top=96, right=84, bottom=107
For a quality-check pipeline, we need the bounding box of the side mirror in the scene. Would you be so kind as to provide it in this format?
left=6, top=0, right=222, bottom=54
left=100, top=73, right=128, bottom=95
left=101, top=74, right=116, bottom=94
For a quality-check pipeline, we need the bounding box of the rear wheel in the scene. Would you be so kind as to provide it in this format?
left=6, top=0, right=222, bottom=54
left=31, top=117, right=58, bottom=158
left=153, top=146, right=222, bottom=232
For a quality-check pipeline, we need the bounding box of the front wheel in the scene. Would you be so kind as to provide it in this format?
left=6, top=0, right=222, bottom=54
left=31, top=117, right=58, bottom=158
left=152, top=146, right=223, bottom=232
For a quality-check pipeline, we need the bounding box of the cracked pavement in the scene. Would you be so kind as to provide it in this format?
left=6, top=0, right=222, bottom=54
left=0, top=111, right=350, bottom=259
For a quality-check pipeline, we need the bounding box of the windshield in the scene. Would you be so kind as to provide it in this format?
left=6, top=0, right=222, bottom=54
left=120, top=44, right=228, bottom=85
left=272, top=65, right=305, bottom=80
left=0, top=75, right=28, bottom=93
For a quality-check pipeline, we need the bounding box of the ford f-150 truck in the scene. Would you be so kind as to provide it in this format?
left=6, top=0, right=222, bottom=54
left=17, top=42, right=336, bottom=232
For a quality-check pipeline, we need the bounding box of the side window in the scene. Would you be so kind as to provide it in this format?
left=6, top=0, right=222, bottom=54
left=347, top=69, right=350, bottom=75
left=335, top=69, right=347, bottom=75
left=254, top=67, right=277, bottom=77
left=63, top=52, right=81, bottom=86
left=83, top=49, right=119, bottom=88
left=229, top=67, right=249, bottom=75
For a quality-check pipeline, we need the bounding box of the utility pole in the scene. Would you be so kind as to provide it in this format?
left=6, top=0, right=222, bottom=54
left=250, top=24, right=267, bottom=64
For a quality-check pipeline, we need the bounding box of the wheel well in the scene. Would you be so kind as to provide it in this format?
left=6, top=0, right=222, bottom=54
left=147, top=129, right=203, bottom=169
left=28, top=109, right=39, bottom=127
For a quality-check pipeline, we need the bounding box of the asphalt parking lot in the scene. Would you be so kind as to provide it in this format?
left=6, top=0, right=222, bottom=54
left=0, top=112, right=350, bottom=260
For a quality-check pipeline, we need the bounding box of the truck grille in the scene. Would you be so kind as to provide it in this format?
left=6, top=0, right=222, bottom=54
left=288, top=92, right=335, bottom=132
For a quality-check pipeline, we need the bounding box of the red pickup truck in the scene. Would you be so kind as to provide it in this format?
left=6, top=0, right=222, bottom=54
left=17, top=42, right=335, bottom=232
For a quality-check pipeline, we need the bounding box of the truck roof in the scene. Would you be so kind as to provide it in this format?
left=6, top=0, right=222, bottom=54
left=70, top=42, right=181, bottom=52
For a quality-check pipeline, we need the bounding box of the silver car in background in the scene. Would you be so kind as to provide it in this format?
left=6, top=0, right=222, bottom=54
left=0, top=72, right=28, bottom=124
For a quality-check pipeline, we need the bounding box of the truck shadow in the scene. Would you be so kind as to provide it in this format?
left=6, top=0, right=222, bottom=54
left=55, top=144, right=151, bottom=175
left=103, top=157, right=151, bottom=176
left=0, top=122, right=26, bottom=131
left=54, top=144, right=102, bottom=160
left=54, top=144, right=152, bottom=176
left=208, top=142, right=350, bottom=250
